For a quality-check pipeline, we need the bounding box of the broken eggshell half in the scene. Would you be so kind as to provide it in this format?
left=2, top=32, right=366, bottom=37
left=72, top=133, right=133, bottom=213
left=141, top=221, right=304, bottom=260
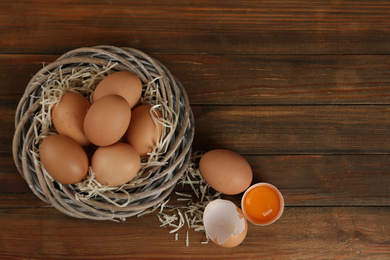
left=203, top=199, right=248, bottom=248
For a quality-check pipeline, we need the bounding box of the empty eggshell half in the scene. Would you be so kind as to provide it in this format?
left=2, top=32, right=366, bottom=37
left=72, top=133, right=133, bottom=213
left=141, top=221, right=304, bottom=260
left=203, top=199, right=248, bottom=248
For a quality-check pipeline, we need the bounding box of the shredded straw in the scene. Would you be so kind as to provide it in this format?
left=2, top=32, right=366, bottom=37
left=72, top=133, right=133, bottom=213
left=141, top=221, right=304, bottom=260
left=137, top=151, right=221, bottom=246
left=32, top=60, right=206, bottom=245
left=32, top=62, right=177, bottom=208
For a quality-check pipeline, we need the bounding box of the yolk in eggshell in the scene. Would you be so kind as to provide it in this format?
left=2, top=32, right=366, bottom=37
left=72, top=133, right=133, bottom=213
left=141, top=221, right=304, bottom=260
left=243, top=186, right=280, bottom=224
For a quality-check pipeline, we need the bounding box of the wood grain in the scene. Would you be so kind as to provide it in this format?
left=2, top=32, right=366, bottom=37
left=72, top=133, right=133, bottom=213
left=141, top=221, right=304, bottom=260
left=1, top=0, right=390, bottom=258
left=193, top=105, right=390, bottom=154
left=2, top=154, right=390, bottom=207
left=163, top=54, right=390, bottom=105
left=3, top=54, right=390, bottom=106
left=4, top=104, right=390, bottom=169
left=0, top=1, right=390, bottom=55
left=0, top=207, right=388, bottom=259
left=246, top=154, right=390, bottom=206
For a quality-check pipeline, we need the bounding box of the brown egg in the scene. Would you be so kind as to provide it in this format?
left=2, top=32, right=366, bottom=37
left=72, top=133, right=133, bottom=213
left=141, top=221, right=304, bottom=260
left=93, top=71, right=142, bottom=108
left=52, top=92, right=91, bottom=146
left=91, top=142, right=141, bottom=187
left=124, top=104, right=163, bottom=157
left=40, top=134, right=89, bottom=184
left=199, top=149, right=253, bottom=195
left=84, top=94, right=131, bottom=147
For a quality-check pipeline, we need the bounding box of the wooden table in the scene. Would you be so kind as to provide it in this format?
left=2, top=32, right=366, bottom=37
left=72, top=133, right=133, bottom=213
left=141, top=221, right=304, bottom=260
left=1, top=1, right=389, bottom=259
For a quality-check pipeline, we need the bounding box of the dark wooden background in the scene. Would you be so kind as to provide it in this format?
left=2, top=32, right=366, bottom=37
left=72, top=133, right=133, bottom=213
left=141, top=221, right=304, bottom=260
left=1, top=1, right=390, bottom=259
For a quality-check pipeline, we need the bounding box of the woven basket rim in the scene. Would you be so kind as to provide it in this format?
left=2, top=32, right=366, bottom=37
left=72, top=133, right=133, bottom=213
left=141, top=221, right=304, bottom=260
left=12, top=46, right=195, bottom=220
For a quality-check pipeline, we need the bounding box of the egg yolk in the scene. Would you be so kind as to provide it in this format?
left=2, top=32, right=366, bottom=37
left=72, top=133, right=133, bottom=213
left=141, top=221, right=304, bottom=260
left=244, top=186, right=280, bottom=224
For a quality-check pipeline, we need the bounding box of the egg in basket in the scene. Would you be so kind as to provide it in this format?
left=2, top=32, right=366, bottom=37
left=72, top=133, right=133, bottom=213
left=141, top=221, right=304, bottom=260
left=12, top=46, right=195, bottom=220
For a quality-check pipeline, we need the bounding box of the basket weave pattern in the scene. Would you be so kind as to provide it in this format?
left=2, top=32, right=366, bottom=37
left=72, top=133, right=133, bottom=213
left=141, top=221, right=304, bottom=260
left=12, top=46, right=195, bottom=220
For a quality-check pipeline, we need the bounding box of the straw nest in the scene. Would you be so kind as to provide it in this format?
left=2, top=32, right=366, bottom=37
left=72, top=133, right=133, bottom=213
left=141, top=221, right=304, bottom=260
left=12, top=46, right=195, bottom=220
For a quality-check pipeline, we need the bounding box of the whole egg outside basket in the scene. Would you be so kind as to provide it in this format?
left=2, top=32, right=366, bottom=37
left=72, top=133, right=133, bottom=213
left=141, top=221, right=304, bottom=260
left=12, top=46, right=195, bottom=220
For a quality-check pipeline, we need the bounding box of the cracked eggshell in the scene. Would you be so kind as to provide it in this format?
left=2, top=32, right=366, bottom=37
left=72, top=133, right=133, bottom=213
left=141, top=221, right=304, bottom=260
left=203, top=199, right=248, bottom=248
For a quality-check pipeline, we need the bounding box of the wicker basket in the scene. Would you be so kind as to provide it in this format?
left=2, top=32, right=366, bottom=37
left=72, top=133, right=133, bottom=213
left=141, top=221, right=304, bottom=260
left=12, top=46, right=195, bottom=220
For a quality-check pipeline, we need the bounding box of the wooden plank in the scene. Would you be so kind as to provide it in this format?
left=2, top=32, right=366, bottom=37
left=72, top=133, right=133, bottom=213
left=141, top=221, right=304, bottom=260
left=192, top=105, right=390, bottom=154
left=6, top=104, right=390, bottom=163
left=2, top=54, right=390, bottom=105
left=242, top=154, right=390, bottom=206
left=165, top=54, right=390, bottom=105
left=0, top=54, right=56, bottom=97
left=0, top=207, right=388, bottom=259
left=4, top=105, right=390, bottom=203
left=2, top=154, right=389, bottom=206
left=0, top=193, right=48, bottom=208
left=0, top=172, right=30, bottom=193
left=0, top=1, right=390, bottom=55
